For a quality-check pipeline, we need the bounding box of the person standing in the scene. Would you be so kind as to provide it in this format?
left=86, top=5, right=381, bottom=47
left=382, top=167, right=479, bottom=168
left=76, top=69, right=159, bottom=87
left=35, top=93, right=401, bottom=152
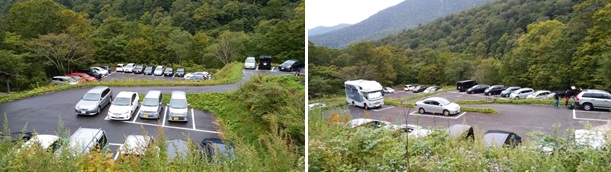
left=565, top=96, right=570, bottom=108
left=553, top=93, right=559, bottom=108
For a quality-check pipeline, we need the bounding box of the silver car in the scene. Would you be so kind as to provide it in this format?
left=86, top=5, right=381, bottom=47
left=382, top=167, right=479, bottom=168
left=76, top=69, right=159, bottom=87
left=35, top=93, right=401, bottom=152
left=415, top=97, right=461, bottom=116
left=509, top=88, right=534, bottom=99
left=75, top=86, right=113, bottom=115
left=51, top=76, right=78, bottom=85
left=168, top=91, right=189, bottom=122
left=575, top=89, right=611, bottom=111
left=138, top=90, right=163, bottom=119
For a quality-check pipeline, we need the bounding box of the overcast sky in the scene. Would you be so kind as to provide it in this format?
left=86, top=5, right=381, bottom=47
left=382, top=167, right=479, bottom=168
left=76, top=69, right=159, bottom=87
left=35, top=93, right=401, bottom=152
left=306, top=0, right=404, bottom=29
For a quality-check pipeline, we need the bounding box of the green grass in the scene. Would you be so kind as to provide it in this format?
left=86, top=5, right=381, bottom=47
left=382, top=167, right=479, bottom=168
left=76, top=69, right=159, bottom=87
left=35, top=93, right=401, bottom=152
left=0, top=62, right=244, bottom=104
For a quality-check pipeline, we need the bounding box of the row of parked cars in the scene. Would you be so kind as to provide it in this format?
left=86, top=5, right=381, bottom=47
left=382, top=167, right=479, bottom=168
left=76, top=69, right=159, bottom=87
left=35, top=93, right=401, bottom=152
left=74, top=86, right=192, bottom=122
left=403, top=85, right=441, bottom=94
left=51, top=67, right=113, bottom=85
left=0, top=129, right=233, bottom=162
left=117, top=63, right=185, bottom=77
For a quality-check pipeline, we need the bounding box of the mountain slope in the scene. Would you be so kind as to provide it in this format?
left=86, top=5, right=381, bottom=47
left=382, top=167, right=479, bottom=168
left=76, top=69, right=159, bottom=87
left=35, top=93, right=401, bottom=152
left=308, top=24, right=351, bottom=36
left=309, top=0, right=492, bottom=48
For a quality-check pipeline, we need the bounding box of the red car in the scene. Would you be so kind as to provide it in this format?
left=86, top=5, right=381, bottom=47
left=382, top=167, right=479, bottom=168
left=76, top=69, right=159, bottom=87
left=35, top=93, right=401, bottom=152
left=67, top=72, right=97, bottom=82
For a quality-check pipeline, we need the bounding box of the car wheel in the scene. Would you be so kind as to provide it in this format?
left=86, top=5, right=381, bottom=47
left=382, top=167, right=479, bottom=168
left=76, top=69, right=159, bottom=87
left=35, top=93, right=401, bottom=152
left=443, top=110, right=450, bottom=116
left=97, top=106, right=101, bottom=114
left=419, top=108, right=425, bottom=114
left=364, top=103, right=369, bottom=110
left=583, top=103, right=593, bottom=111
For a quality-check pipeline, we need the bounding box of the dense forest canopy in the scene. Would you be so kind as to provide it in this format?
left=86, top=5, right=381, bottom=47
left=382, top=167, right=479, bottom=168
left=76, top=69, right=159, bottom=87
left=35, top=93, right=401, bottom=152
left=309, top=0, right=611, bottom=97
left=0, top=0, right=304, bottom=92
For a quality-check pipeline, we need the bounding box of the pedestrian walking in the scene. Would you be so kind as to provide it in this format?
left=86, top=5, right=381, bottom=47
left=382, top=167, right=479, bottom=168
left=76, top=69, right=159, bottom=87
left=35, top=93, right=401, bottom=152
left=553, top=93, right=559, bottom=108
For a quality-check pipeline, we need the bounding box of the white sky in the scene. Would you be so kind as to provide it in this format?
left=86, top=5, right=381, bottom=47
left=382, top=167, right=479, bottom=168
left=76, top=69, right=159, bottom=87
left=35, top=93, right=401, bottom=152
left=306, top=0, right=405, bottom=29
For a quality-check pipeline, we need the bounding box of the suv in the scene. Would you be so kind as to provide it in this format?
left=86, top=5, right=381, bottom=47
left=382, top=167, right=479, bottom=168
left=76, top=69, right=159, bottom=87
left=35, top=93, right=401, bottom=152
left=75, top=86, right=113, bottom=115
left=258, top=56, right=272, bottom=70
left=175, top=68, right=186, bottom=77
left=575, top=89, right=611, bottom=111
left=164, top=67, right=174, bottom=76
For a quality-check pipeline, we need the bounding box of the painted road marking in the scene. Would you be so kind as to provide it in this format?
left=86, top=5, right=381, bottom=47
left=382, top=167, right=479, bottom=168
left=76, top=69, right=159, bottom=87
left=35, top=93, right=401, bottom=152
left=113, top=153, right=120, bottom=160
left=123, top=121, right=220, bottom=134
left=108, top=143, right=123, bottom=146
left=191, top=108, right=196, bottom=130
left=162, top=106, right=168, bottom=127
left=573, top=109, right=610, bottom=122
left=132, top=110, right=139, bottom=122
left=409, top=111, right=467, bottom=119
left=373, top=106, right=395, bottom=112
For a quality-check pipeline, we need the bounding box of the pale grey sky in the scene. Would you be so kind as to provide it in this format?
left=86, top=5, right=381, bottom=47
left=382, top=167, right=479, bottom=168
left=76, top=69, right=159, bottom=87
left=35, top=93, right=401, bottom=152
left=306, top=0, right=404, bottom=29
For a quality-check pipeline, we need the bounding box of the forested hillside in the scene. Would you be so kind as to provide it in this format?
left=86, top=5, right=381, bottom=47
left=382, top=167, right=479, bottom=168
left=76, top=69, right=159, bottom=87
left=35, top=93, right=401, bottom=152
left=308, top=0, right=492, bottom=48
left=308, top=23, right=350, bottom=36
left=0, top=0, right=304, bottom=92
left=309, top=0, right=611, bottom=97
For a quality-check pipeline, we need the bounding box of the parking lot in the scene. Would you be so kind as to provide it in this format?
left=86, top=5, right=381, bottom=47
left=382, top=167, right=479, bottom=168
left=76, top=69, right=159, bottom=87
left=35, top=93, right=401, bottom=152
left=0, top=68, right=295, bottom=156
left=325, top=90, right=611, bottom=140
left=102, top=65, right=294, bottom=81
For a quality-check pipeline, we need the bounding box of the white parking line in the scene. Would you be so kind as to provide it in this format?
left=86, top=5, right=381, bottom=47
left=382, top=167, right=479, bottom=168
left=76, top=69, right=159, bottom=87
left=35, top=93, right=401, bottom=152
left=373, top=106, right=395, bottom=112
left=255, top=66, right=259, bottom=70
left=123, top=121, right=220, bottom=134
left=271, top=67, right=275, bottom=71
left=162, top=106, right=168, bottom=126
left=132, top=111, right=139, bottom=122
left=573, top=109, right=610, bottom=122
left=113, top=152, right=120, bottom=160
left=409, top=111, right=467, bottom=119
left=191, top=108, right=196, bottom=129
left=108, top=143, right=123, bottom=146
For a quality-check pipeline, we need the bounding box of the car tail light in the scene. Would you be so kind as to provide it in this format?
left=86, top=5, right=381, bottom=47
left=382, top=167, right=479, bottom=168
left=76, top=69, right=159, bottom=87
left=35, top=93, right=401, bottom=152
left=575, top=97, right=579, bottom=101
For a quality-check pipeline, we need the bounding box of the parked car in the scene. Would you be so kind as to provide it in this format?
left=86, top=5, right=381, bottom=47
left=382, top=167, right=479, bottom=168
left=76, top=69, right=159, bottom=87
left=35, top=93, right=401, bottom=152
left=0, top=132, right=34, bottom=144
left=133, top=65, right=145, bottom=74
left=115, top=135, right=154, bottom=160
left=348, top=118, right=394, bottom=129
left=100, top=66, right=112, bottom=73
left=509, top=88, right=534, bottom=99
left=457, top=80, right=477, bottom=92
left=69, top=75, right=86, bottom=83
left=67, top=72, right=96, bottom=82
left=279, top=59, right=304, bottom=72
left=143, top=66, right=154, bottom=75
left=51, top=76, right=79, bottom=85
left=58, top=128, right=108, bottom=156
left=91, top=67, right=109, bottom=76
left=138, top=90, right=163, bottom=119
left=526, top=90, right=552, bottom=99
left=415, top=97, right=461, bottom=116
left=447, top=124, right=475, bottom=140
left=116, top=64, right=124, bottom=72
left=175, top=68, right=186, bottom=77
left=467, top=84, right=490, bottom=94
left=108, top=91, right=139, bottom=120
left=166, top=139, right=189, bottom=162
left=200, top=138, right=235, bottom=163
left=294, top=68, right=305, bottom=76
left=575, top=89, right=611, bottom=111
left=484, top=85, right=505, bottom=96
left=383, top=87, right=395, bottom=94
left=19, top=134, right=63, bottom=153
left=258, top=56, right=272, bottom=70
left=75, top=86, right=113, bottom=115
left=483, top=130, right=522, bottom=148
left=76, top=68, right=102, bottom=79
left=500, top=86, right=521, bottom=97
left=397, top=124, right=431, bottom=137
left=168, top=91, right=189, bottom=122
left=153, top=66, right=164, bottom=76
left=404, top=85, right=415, bottom=91
left=308, top=103, right=326, bottom=110
left=423, top=86, right=440, bottom=93
left=244, top=57, right=256, bottom=69
left=164, top=67, right=174, bottom=76
left=184, top=72, right=210, bottom=81
left=412, top=85, right=427, bottom=93
left=123, top=63, right=135, bottom=73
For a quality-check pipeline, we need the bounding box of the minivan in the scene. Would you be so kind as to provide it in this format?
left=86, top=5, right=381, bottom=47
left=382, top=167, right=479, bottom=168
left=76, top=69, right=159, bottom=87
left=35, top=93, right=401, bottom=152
left=457, top=80, right=477, bottom=92
left=258, top=56, right=272, bottom=70
left=139, top=90, right=163, bottom=119
left=75, top=86, right=113, bottom=115
left=244, top=57, right=256, bottom=69
left=168, top=91, right=189, bottom=122
left=58, top=128, right=108, bottom=156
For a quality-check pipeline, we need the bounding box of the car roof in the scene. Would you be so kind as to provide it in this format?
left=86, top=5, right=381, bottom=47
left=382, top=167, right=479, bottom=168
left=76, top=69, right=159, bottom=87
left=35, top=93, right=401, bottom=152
left=116, top=91, right=136, bottom=98
left=166, top=139, right=189, bottom=161
left=144, top=90, right=162, bottom=98
left=22, top=135, right=60, bottom=149
left=483, top=133, right=509, bottom=147
left=68, top=128, right=104, bottom=153
left=120, top=135, right=152, bottom=154
left=424, top=97, right=450, bottom=102
left=87, top=86, right=109, bottom=94
left=581, top=89, right=610, bottom=94
left=171, top=91, right=186, bottom=99
left=53, top=76, right=72, bottom=79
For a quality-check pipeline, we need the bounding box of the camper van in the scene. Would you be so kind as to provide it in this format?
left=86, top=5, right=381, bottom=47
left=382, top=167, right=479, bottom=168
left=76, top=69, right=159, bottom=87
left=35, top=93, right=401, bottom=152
left=345, top=80, right=384, bottom=109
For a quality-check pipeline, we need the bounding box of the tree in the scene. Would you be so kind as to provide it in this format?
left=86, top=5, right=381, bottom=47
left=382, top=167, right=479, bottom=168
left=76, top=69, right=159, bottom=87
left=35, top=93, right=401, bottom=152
left=207, top=31, right=249, bottom=65
left=124, top=37, right=153, bottom=64
left=9, top=0, right=65, bottom=38
left=27, top=33, right=93, bottom=74
left=474, top=58, right=502, bottom=85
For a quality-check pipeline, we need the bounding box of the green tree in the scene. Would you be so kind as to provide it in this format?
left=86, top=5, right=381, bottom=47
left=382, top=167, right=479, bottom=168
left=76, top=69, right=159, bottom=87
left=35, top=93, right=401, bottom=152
left=207, top=31, right=250, bottom=65
left=124, top=37, right=153, bottom=64
left=27, top=33, right=93, bottom=74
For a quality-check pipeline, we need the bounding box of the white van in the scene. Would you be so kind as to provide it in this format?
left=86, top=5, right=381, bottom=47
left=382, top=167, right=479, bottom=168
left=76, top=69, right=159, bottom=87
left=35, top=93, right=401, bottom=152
left=168, top=91, right=189, bottom=122
left=244, top=57, right=256, bottom=69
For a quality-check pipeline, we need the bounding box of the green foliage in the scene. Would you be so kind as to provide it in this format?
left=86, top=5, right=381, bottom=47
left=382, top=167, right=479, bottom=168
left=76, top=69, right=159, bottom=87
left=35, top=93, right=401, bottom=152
left=461, top=106, right=498, bottom=114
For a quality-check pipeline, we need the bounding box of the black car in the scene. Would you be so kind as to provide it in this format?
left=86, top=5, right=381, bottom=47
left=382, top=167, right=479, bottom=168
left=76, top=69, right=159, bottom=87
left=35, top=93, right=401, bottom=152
left=200, top=138, right=235, bottom=163
left=143, top=66, right=154, bottom=75
left=483, top=130, right=522, bottom=148
left=413, top=85, right=428, bottom=93
left=175, top=68, right=185, bottom=77
left=76, top=68, right=102, bottom=79
left=484, top=85, right=505, bottom=96
left=500, top=86, right=521, bottom=97
left=163, top=67, right=173, bottom=76
left=258, top=56, right=272, bottom=70
left=279, top=59, right=304, bottom=72
left=467, top=84, right=490, bottom=94
left=457, top=80, right=478, bottom=92
left=133, top=65, right=145, bottom=74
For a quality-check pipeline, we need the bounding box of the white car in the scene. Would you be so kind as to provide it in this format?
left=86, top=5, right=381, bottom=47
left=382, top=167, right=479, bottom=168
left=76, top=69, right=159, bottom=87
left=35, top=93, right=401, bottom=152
left=19, top=134, right=62, bottom=152
left=308, top=103, right=326, bottom=110
left=153, top=66, right=164, bottom=76
left=526, top=90, right=551, bottom=99
left=183, top=71, right=210, bottom=80
left=347, top=118, right=394, bottom=129
left=115, top=135, right=154, bottom=160
left=91, top=67, right=109, bottom=76
left=116, top=64, right=124, bottom=72
left=509, top=88, right=534, bottom=99
left=244, top=57, right=256, bottom=69
left=415, top=97, right=461, bottom=116
left=404, top=85, right=415, bottom=91
left=398, top=124, right=431, bottom=137
left=383, top=87, right=395, bottom=94
left=123, top=63, right=135, bottom=73
left=108, top=91, right=139, bottom=120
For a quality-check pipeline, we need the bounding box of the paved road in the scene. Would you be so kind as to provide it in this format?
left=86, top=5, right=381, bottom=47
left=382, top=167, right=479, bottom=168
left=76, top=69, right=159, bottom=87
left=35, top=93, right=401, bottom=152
left=0, top=68, right=294, bottom=155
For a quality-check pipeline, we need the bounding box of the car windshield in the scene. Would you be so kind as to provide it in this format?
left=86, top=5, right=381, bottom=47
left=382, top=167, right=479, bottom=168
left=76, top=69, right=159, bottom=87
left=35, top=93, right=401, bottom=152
left=126, top=64, right=133, bottom=68
left=82, top=74, right=90, bottom=77
left=169, top=99, right=187, bottom=109
left=135, top=65, right=143, bottom=69
left=113, top=97, right=131, bottom=106
left=282, top=60, right=295, bottom=65
left=165, top=68, right=172, bottom=72
left=145, top=67, right=153, bottom=71
left=67, top=78, right=77, bottom=82
left=363, top=91, right=382, bottom=100
left=82, top=93, right=100, bottom=101
left=245, top=58, right=255, bottom=63
left=437, top=98, right=451, bottom=105
left=213, top=143, right=234, bottom=158
left=142, top=98, right=159, bottom=107
left=177, top=68, right=184, bottom=72
left=155, top=67, right=163, bottom=71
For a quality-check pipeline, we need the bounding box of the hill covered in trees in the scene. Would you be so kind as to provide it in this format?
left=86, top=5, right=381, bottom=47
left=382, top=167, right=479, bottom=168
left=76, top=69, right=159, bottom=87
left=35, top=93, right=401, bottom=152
left=308, top=23, right=350, bottom=36
left=0, top=0, right=304, bottom=92
left=308, top=0, right=491, bottom=49
left=308, top=0, right=611, bottom=97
